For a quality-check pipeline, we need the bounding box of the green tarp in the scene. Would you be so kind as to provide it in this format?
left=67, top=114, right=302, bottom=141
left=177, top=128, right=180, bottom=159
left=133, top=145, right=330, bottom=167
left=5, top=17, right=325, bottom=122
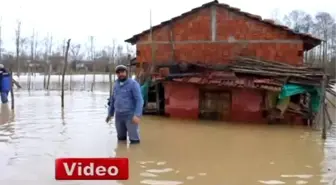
left=278, top=84, right=321, bottom=112
left=141, top=79, right=150, bottom=104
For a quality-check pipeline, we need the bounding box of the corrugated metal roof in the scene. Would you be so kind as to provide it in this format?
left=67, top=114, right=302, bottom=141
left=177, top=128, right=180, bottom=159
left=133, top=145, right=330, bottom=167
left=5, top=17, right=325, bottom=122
left=171, top=77, right=281, bottom=91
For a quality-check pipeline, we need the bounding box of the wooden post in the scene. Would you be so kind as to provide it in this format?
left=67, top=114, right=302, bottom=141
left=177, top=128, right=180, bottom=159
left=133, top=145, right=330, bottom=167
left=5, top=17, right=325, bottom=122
left=308, top=93, right=313, bottom=127
left=108, top=46, right=113, bottom=97
left=15, top=21, right=21, bottom=77
left=61, top=39, right=71, bottom=108
left=138, top=9, right=156, bottom=85
left=321, top=75, right=327, bottom=139
left=10, top=71, right=15, bottom=110
left=89, top=36, right=96, bottom=92
left=321, top=40, right=328, bottom=139
left=150, top=9, right=155, bottom=73
left=155, top=83, right=160, bottom=114
left=324, top=103, right=333, bottom=129
left=127, top=54, right=131, bottom=78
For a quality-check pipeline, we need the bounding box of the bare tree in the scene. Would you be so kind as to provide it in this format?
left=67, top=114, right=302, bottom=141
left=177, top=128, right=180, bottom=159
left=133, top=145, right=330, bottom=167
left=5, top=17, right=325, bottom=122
left=15, top=20, right=21, bottom=77
left=330, top=24, right=336, bottom=63
left=283, top=10, right=314, bottom=33
left=46, top=34, right=53, bottom=90
left=43, top=33, right=50, bottom=89
left=70, top=44, right=82, bottom=62
left=314, top=12, right=335, bottom=69
left=58, top=39, right=66, bottom=85
left=34, top=32, right=39, bottom=62
left=89, top=36, right=96, bottom=91
left=108, top=39, right=116, bottom=96
left=69, top=43, right=82, bottom=90
left=27, top=29, right=36, bottom=90
left=314, top=12, right=335, bottom=40
left=115, top=45, right=123, bottom=65
left=270, top=9, right=282, bottom=24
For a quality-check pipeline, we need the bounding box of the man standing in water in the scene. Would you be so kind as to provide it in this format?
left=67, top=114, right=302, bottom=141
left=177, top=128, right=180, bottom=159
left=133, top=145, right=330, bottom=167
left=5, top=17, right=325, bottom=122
left=106, top=65, right=144, bottom=144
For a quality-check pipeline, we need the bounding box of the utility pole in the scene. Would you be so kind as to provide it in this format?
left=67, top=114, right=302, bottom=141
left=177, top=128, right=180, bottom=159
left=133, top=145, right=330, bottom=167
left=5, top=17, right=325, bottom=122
left=321, top=40, right=327, bottom=139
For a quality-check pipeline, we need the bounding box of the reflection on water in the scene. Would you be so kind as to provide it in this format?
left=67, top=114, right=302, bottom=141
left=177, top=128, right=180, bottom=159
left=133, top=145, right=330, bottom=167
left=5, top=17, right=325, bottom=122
left=0, top=86, right=335, bottom=185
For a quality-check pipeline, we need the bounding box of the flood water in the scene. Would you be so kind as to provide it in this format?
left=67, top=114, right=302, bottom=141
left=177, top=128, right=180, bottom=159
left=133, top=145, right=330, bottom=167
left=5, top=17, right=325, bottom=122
left=0, top=75, right=336, bottom=185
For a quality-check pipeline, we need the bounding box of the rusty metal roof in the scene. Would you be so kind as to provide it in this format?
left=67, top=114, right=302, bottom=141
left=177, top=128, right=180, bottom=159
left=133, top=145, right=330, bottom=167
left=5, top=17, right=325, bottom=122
left=125, top=0, right=321, bottom=50
left=172, top=77, right=282, bottom=91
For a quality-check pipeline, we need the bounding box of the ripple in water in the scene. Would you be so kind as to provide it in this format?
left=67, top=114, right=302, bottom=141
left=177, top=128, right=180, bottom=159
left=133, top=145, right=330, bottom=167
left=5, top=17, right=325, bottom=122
left=280, top=174, right=313, bottom=179
left=146, top=168, right=174, bottom=173
left=140, top=172, right=158, bottom=177
left=140, top=179, right=183, bottom=185
left=259, top=180, right=286, bottom=184
left=296, top=180, right=308, bottom=184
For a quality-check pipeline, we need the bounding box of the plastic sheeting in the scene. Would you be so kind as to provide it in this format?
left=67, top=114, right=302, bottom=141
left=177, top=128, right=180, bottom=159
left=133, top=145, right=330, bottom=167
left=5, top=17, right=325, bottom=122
left=141, top=79, right=150, bottom=104
left=278, top=84, right=321, bottom=112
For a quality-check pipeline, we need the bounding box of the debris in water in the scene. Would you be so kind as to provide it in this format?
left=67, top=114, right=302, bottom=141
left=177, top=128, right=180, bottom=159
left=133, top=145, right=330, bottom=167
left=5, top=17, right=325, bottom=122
left=139, top=161, right=155, bottom=165
left=258, top=180, right=285, bottom=184
left=146, top=168, right=174, bottom=173
left=270, top=161, right=275, bottom=164
left=296, top=180, right=308, bottom=184
left=296, top=175, right=313, bottom=179
left=157, top=161, right=167, bottom=165
left=140, top=165, right=146, bottom=168
left=198, top=172, right=206, bottom=176
left=140, top=179, right=183, bottom=185
left=140, top=172, right=158, bottom=177
left=280, top=174, right=313, bottom=179
left=186, top=176, right=195, bottom=180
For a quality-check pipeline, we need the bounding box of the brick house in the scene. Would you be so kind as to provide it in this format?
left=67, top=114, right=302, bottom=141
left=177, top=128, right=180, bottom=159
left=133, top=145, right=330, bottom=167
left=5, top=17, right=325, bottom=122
left=125, top=0, right=322, bottom=123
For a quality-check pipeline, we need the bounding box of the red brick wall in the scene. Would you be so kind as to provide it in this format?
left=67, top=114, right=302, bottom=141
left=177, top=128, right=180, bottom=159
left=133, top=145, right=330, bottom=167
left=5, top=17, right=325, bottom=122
left=135, top=6, right=304, bottom=65
left=164, top=82, right=199, bottom=119
left=231, top=88, right=265, bottom=123
left=215, top=8, right=303, bottom=65
left=137, top=8, right=211, bottom=42
left=164, top=81, right=265, bottom=122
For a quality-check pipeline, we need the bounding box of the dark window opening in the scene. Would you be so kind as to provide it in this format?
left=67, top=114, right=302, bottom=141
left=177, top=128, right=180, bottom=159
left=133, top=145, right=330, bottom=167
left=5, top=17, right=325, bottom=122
left=290, top=94, right=301, bottom=104
left=298, top=50, right=303, bottom=57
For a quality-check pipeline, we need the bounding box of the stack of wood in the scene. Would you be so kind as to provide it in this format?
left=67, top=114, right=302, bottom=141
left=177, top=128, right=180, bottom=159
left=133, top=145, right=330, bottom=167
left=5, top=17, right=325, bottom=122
left=153, top=56, right=335, bottom=95
left=230, top=56, right=335, bottom=96
left=227, top=57, right=335, bottom=128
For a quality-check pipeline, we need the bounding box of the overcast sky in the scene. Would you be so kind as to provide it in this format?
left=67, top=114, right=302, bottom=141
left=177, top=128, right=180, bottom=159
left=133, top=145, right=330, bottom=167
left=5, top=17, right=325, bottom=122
left=0, top=0, right=335, bottom=52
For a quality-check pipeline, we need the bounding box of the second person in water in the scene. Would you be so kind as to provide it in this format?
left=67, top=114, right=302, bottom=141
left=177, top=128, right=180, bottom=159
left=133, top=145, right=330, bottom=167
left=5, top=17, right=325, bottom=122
left=0, top=64, right=11, bottom=104
left=106, top=65, right=144, bottom=144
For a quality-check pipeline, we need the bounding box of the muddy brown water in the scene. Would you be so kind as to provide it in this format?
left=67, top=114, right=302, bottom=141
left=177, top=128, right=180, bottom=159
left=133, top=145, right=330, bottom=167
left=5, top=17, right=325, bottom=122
left=0, top=87, right=336, bottom=185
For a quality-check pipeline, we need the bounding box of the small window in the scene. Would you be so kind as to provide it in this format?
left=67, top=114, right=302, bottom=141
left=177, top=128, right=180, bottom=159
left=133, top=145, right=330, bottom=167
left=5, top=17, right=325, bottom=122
left=298, top=50, right=303, bottom=57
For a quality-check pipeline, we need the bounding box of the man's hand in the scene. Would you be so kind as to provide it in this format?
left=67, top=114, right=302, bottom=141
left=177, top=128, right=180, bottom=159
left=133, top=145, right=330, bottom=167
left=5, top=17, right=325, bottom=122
left=132, top=116, right=141, bottom=124
left=105, top=116, right=112, bottom=123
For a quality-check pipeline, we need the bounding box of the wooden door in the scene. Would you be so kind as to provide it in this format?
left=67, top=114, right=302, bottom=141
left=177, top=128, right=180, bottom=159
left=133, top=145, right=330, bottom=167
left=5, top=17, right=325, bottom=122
left=199, top=91, right=231, bottom=121
left=219, top=92, right=231, bottom=119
